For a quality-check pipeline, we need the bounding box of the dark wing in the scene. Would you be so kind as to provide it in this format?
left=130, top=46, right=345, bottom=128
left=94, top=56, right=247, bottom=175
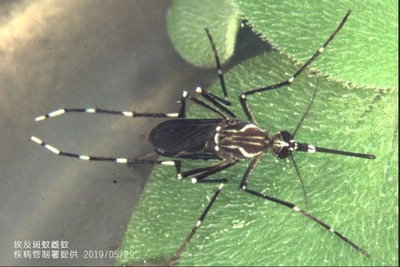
left=149, top=119, right=222, bottom=159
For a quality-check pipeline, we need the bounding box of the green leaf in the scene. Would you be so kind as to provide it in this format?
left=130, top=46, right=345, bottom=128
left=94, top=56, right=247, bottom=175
left=167, top=0, right=240, bottom=67
left=118, top=1, right=398, bottom=266
left=167, top=0, right=398, bottom=89
left=230, top=0, right=398, bottom=89
left=118, top=48, right=397, bottom=266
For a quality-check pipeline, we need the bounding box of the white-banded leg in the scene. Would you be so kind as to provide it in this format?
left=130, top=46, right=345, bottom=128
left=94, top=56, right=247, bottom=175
left=179, top=159, right=237, bottom=184
left=177, top=88, right=240, bottom=119
left=195, top=87, right=237, bottom=119
left=242, top=188, right=371, bottom=258
left=34, top=89, right=226, bottom=123
left=239, top=156, right=370, bottom=258
left=239, top=10, right=352, bottom=125
left=168, top=180, right=227, bottom=266
left=178, top=91, right=188, bottom=118
left=34, top=108, right=181, bottom=122
left=29, top=136, right=183, bottom=178
left=183, top=90, right=229, bottom=119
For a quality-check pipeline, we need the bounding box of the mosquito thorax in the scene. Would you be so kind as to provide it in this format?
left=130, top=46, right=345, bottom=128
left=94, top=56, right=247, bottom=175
left=214, top=120, right=267, bottom=159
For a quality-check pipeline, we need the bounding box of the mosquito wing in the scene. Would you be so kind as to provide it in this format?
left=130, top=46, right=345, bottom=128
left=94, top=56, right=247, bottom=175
left=149, top=119, right=222, bottom=159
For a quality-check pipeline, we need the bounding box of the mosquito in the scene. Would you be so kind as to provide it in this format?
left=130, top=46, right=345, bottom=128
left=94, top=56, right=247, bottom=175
left=31, top=10, right=374, bottom=265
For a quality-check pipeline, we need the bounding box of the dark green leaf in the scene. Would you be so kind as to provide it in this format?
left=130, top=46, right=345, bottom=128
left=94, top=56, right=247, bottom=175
left=118, top=49, right=397, bottom=265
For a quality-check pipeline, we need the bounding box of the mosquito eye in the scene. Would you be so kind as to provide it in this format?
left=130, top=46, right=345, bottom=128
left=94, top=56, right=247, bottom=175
left=278, top=148, right=290, bottom=159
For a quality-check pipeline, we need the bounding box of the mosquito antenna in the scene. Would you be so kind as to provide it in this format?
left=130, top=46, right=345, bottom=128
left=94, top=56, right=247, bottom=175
left=288, top=81, right=319, bottom=205
left=289, top=153, right=307, bottom=206
left=292, top=81, right=319, bottom=138
left=290, top=81, right=375, bottom=159
left=205, top=28, right=229, bottom=103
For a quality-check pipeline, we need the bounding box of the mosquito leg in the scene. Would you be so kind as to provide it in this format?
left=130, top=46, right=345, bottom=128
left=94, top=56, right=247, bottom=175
left=182, top=90, right=230, bottom=118
left=180, top=160, right=237, bottom=183
left=242, top=187, right=370, bottom=258
left=168, top=180, right=227, bottom=266
left=29, top=136, right=183, bottom=178
left=34, top=89, right=225, bottom=121
left=239, top=154, right=262, bottom=189
left=177, top=90, right=188, bottom=118
left=239, top=10, right=352, bottom=125
left=178, top=88, right=237, bottom=119
left=195, top=87, right=237, bottom=119
left=238, top=153, right=370, bottom=258
left=34, top=108, right=181, bottom=122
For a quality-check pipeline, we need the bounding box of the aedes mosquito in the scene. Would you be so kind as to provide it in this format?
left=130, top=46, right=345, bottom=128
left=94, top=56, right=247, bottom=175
left=31, top=10, right=375, bottom=265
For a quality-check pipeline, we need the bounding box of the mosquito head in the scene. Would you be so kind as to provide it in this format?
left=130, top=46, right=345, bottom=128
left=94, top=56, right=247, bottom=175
left=268, top=131, right=376, bottom=160
left=269, top=131, right=297, bottom=159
